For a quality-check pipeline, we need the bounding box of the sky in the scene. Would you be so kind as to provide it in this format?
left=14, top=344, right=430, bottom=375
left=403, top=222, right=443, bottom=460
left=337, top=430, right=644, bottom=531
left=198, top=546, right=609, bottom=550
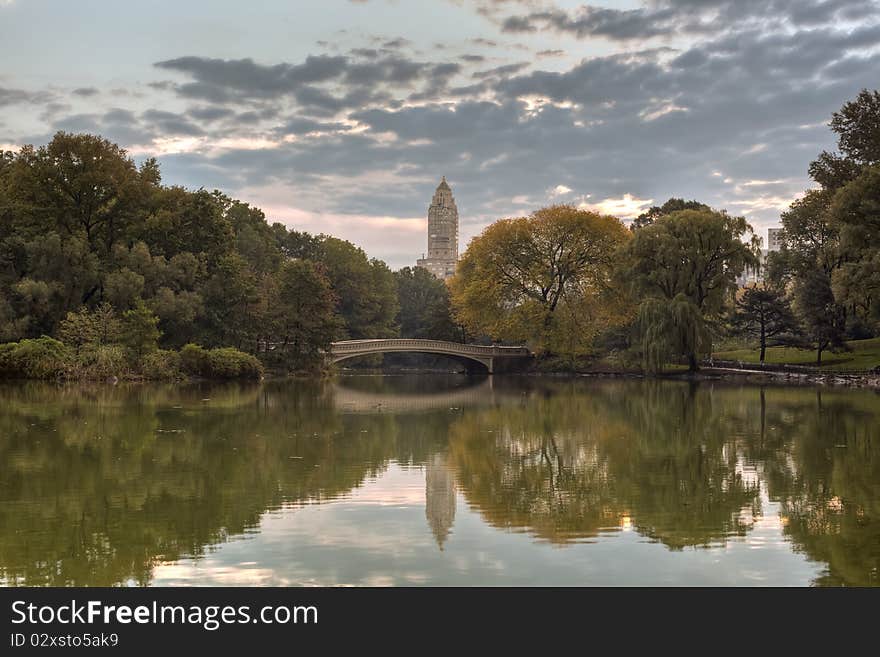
left=1, top=0, right=878, bottom=268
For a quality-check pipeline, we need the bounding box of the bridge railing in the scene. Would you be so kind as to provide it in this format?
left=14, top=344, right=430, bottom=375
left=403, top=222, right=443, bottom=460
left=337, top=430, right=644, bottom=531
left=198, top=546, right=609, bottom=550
left=329, top=339, right=531, bottom=356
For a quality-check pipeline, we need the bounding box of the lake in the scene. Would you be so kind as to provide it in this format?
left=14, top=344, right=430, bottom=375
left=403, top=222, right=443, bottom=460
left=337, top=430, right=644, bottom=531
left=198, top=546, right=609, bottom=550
left=1, top=375, right=878, bottom=586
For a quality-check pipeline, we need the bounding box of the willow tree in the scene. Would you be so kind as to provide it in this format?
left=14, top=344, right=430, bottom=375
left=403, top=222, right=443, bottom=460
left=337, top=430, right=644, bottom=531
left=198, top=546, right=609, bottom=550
left=624, top=209, right=758, bottom=371
left=449, top=205, right=631, bottom=357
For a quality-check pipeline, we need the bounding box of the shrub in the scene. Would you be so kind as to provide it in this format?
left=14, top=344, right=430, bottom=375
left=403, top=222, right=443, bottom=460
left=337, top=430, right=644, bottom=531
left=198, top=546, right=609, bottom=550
left=67, top=344, right=130, bottom=380
left=141, top=349, right=183, bottom=380
left=180, top=344, right=263, bottom=379
left=180, top=343, right=210, bottom=376
left=0, top=337, right=70, bottom=379
left=207, top=348, right=264, bottom=379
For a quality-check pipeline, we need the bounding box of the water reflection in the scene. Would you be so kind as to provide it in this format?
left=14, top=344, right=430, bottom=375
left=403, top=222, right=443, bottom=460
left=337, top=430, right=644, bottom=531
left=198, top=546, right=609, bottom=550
left=0, top=377, right=877, bottom=586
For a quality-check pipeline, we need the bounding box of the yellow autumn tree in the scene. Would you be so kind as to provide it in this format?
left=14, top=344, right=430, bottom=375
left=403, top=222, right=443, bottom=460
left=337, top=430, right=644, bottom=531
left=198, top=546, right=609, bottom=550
left=449, top=204, right=632, bottom=357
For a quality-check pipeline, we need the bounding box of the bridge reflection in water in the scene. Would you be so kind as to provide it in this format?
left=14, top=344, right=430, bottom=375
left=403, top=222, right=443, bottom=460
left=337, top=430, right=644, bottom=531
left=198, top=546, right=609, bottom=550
left=331, top=376, right=503, bottom=413
left=329, top=339, right=532, bottom=374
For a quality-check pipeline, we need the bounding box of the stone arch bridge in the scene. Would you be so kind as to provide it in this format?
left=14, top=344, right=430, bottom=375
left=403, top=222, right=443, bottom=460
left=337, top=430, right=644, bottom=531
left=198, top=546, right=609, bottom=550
left=329, top=339, right=532, bottom=374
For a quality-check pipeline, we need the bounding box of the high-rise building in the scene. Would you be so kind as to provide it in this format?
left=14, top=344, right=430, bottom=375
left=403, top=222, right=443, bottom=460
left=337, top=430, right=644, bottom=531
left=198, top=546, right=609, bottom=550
left=416, top=177, right=459, bottom=280
left=767, top=227, right=783, bottom=252
left=737, top=226, right=784, bottom=287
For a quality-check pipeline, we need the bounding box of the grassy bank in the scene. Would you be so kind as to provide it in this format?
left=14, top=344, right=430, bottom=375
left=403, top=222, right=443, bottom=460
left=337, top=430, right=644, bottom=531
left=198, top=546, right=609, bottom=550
left=713, top=337, right=880, bottom=371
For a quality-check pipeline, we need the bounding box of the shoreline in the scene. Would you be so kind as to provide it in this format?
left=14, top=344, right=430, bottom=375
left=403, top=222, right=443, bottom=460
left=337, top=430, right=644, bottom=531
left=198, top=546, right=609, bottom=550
left=3, top=365, right=879, bottom=389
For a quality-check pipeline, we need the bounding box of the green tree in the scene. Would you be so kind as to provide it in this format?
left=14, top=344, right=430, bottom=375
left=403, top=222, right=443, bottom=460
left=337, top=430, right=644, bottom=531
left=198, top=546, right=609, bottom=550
left=623, top=209, right=758, bottom=370
left=120, top=302, right=161, bottom=360
left=631, top=198, right=710, bottom=230
left=317, top=236, right=398, bottom=339
left=270, top=259, right=338, bottom=371
left=829, top=166, right=880, bottom=331
left=810, top=89, right=880, bottom=190
left=792, top=269, right=847, bottom=365
left=10, top=132, right=155, bottom=252
left=57, top=303, right=121, bottom=350
left=731, top=286, right=800, bottom=364
left=394, top=266, right=460, bottom=340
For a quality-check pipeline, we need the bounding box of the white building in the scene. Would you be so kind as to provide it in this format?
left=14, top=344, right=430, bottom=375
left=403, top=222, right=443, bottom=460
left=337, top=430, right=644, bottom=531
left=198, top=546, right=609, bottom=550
left=737, top=227, right=783, bottom=287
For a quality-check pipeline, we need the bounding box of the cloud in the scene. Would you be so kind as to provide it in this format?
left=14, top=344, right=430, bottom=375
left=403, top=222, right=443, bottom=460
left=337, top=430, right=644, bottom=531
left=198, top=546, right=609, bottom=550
left=4, top=0, right=880, bottom=267
left=0, top=87, right=52, bottom=107
left=495, top=0, right=879, bottom=42
left=579, top=194, right=654, bottom=219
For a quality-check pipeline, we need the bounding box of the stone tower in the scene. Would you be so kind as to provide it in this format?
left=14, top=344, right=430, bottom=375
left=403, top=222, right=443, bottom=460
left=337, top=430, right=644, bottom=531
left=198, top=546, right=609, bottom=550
left=416, top=177, right=459, bottom=280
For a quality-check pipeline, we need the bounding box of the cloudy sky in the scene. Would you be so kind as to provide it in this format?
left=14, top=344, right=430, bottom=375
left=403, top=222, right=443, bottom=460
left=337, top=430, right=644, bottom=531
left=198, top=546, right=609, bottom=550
left=1, top=0, right=878, bottom=267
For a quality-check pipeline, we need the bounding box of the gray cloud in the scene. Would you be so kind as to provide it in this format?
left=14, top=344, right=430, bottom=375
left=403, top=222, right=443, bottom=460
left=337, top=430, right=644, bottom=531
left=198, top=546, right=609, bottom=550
left=0, top=87, right=52, bottom=107
left=6, top=0, right=880, bottom=266
left=497, top=0, right=879, bottom=41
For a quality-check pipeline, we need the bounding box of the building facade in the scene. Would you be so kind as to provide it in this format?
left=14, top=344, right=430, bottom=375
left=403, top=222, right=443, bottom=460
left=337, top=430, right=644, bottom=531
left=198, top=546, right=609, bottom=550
left=416, top=177, right=459, bottom=280
left=737, top=226, right=783, bottom=287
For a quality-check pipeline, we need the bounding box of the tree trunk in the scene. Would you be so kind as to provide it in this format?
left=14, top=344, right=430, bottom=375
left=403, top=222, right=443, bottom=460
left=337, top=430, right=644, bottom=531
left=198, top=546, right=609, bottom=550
left=759, top=324, right=766, bottom=365
left=687, top=352, right=698, bottom=372
left=816, top=346, right=823, bottom=366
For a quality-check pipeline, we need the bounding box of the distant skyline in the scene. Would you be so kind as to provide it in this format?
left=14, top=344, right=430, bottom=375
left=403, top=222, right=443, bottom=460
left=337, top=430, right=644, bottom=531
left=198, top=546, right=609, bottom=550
left=2, top=0, right=878, bottom=267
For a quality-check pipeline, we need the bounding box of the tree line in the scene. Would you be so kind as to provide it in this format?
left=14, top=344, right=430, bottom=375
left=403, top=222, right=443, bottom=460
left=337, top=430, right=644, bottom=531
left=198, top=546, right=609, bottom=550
left=0, top=133, right=456, bottom=378
left=450, top=89, right=880, bottom=371
left=2, top=88, right=878, bottom=377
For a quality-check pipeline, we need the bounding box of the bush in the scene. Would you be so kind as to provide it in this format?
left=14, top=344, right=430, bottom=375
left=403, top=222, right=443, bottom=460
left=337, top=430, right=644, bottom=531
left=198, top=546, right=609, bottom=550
left=67, top=344, right=130, bottom=380
left=180, top=344, right=263, bottom=379
left=0, top=337, right=70, bottom=379
left=180, top=343, right=210, bottom=376
left=141, top=349, right=183, bottom=380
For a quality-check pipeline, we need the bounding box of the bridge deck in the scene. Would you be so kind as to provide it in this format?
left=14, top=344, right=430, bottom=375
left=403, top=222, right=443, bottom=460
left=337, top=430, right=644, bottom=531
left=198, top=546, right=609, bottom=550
left=328, top=339, right=531, bottom=373
left=331, top=339, right=530, bottom=354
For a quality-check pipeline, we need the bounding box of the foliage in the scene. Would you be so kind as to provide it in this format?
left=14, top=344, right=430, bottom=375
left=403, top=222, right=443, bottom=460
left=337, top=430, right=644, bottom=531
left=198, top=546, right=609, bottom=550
left=731, top=286, right=801, bottom=363
left=0, top=132, right=407, bottom=373
left=450, top=204, right=631, bottom=356
left=0, top=337, right=70, bottom=379
left=180, top=344, right=263, bottom=379
left=316, top=237, right=398, bottom=339
left=268, top=259, right=339, bottom=372
left=631, top=197, right=710, bottom=230
left=829, top=166, right=880, bottom=330
left=394, top=266, right=460, bottom=340
left=66, top=344, right=130, bottom=380
left=140, top=349, right=183, bottom=380
left=792, top=269, right=848, bottom=365
left=57, top=303, right=121, bottom=350
left=810, top=88, right=880, bottom=189
left=623, top=208, right=758, bottom=370
left=120, top=302, right=161, bottom=360
left=638, top=295, right=711, bottom=373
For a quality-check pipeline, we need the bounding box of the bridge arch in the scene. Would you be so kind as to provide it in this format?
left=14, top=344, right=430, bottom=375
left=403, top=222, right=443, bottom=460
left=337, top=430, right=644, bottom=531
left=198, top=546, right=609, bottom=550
left=328, top=339, right=531, bottom=374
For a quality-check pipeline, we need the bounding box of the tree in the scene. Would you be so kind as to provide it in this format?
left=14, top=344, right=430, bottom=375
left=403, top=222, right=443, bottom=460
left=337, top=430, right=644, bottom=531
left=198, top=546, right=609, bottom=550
left=829, top=166, right=880, bottom=331
left=316, top=237, right=398, bottom=339
left=57, top=303, right=121, bottom=351
left=394, top=266, right=459, bottom=340
left=792, top=270, right=847, bottom=365
left=623, top=209, right=758, bottom=370
left=270, top=259, right=338, bottom=371
left=11, top=132, right=155, bottom=252
left=809, top=89, right=880, bottom=190
left=732, top=287, right=800, bottom=364
left=631, top=198, right=710, bottom=230
left=450, top=205, right=631, bottom=355
left=120, top=302, right=161, bottom=361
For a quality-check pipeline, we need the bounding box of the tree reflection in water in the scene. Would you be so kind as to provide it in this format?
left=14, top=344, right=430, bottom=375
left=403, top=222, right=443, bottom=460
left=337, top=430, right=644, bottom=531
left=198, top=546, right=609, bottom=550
left=0, top=377, right=877, bottom=586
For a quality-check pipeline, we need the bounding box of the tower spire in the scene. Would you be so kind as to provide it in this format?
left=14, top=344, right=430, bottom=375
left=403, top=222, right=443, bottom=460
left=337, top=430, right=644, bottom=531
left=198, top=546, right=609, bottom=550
left=416, top=177, right=459, bottom=280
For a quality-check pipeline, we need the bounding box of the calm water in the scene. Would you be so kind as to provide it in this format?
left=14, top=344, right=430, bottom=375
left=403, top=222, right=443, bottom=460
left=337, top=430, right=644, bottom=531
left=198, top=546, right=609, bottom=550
left=1, top=375, right=878, bottom=587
